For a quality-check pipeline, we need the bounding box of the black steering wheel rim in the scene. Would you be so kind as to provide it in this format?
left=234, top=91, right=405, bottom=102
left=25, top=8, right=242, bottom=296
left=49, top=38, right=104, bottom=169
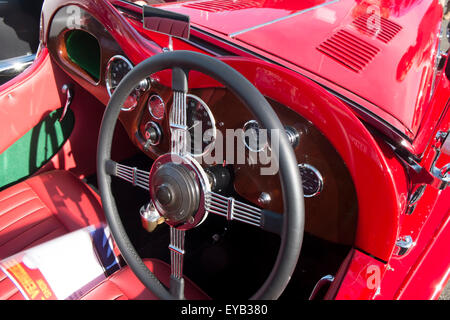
left=97, top=50, right=305, bottom=300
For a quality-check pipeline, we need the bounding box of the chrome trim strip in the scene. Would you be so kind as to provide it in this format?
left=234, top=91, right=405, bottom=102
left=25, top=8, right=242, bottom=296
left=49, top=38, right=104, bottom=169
left=170, top=123, right=188, bottom=130
left=0, top=54, right=35, bottom=75
left=227, top=197, right=234, bottom=221
left=114, top=163, right=150, bottom=190
left=229, top=0, right=340, bottom=38
left=206, top=192, right=262, bottom=227
left=169, top=227, right=185, bottom=280
left=170, top=91, right=188, bottom=155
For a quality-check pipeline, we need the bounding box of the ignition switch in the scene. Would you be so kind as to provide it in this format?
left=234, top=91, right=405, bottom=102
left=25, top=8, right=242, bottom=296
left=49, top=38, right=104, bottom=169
left=143, top=121, right=162, bottom=150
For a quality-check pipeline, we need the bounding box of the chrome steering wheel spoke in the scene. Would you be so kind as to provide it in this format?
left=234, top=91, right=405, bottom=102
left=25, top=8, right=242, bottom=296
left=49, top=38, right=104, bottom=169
left=169, top=227, right=185, bottom=299
left=206, top=191, right=283, bottom=235
left=206, top=191, right=262, bottom=226
left=170, top=68, right=189, bottom=156
left=105, top=160, right=150, bottom=190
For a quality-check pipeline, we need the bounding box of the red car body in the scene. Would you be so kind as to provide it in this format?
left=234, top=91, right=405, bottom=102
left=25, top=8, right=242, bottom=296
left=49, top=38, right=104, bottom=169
left=0, top=0, right=448, bottom=300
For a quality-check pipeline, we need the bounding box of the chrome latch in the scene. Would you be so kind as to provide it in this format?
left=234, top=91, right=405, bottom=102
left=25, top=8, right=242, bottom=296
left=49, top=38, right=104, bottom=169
left=395, top=235, right=414, bottom=256
left=60, top=84, right=73, bottom=122
left=430, top=130, right=450, bottom=190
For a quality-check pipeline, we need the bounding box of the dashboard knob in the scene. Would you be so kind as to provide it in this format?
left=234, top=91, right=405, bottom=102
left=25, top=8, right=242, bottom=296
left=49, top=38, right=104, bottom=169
left=258, top=192, right=271, bottom=206
left=285, top=126, right=300, bottom=149
left=136, top=78, right=150, bottom=92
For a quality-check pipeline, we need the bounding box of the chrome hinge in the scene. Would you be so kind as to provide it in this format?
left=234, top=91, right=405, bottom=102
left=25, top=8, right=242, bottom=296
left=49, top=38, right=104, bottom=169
left=395, top=235, right=415, bottom=256
left=386, top=141, right=433, bottom=185
left=406, top=184, right=426, bottom=215
left=393, top=130, right=450, bottom=191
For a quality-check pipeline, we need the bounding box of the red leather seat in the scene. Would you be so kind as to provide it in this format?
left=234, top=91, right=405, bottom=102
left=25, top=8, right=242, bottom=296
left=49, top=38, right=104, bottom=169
left=0, top=170, right=209, bottom=300
left=81, top=259, right=209, bottom=300
left=0, top=170, right=104, bottom=260
left=0, top=258, right=209, bottom=300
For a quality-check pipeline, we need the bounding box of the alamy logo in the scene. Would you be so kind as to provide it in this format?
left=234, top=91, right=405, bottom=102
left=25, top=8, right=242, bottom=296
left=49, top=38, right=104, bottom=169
left=66, top=5, right=81, bottom=30
left=366, top=5, right=381, bottom=36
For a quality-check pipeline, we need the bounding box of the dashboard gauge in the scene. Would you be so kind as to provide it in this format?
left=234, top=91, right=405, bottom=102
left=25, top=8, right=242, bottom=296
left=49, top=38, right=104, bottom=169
left=186, top=94, right=216, bottom=156
left=105, top=55, right=137, bottom=111
left=242, top=120, right=268, bottom=152
left=148, top=94, right=165, bottom=120
left=298, top=163, right=323, bottom=198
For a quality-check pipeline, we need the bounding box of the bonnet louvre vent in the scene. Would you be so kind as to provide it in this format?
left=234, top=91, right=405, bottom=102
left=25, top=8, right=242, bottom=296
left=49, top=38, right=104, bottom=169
left=317, top=30, right=380, bottom=72
left=352, top=14, right=402, bottom=43
left=183, top=0, right=259, bottom=12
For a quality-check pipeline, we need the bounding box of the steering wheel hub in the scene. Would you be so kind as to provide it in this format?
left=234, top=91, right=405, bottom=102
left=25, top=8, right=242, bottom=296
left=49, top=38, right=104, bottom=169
left=149, top=153, right=209, bottom=229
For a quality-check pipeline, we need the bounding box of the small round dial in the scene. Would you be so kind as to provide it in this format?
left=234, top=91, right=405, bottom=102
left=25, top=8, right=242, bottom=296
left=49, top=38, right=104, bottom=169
left=105, top=55, right=137, bottom=111
left=242, top=120, right=268, bottom=152
left=298, top=163, right=323, bottom=197
left=148, top=94, right=165, bottom=120
left=186, top=94, right=216, bottom=156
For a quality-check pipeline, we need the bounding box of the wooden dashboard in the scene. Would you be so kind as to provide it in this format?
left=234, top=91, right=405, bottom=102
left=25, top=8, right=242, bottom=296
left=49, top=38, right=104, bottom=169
left=47, top=5, right=357, bottom=245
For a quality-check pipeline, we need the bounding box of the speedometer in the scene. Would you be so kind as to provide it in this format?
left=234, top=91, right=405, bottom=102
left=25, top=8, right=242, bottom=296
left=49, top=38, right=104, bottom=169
left=105, top=55, right=137, bottom=111
left=186, top=94, right=216, bottom=156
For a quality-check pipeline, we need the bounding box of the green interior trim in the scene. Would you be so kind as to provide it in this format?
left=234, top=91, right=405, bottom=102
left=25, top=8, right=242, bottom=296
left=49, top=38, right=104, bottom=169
left=66, top=30, right=101, bottom=81
left=0, top=108, right=75, bottom=190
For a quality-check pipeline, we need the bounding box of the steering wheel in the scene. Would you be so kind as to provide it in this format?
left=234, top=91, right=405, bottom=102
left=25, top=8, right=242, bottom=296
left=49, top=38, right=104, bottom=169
left=97, top=51, right=305, bottom=300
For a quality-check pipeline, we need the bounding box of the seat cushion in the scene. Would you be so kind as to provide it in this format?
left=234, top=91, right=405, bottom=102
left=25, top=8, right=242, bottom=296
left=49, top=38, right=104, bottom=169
left=0, top=170, right=104, bottom=260
left=81, top=259, right=209, bottom=300
left=0, top=258, right=209, bottom=300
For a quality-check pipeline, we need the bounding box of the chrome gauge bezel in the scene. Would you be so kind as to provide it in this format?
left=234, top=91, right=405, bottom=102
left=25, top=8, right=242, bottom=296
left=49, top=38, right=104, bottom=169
left=105, top=55, right=136, bottom=111
left=298, top=163, right=324, bottom=198
left=147, top=94, right=165, bottom=120
left=242, top=120, right=268, bottom=152
left=185, top=94, right=217, bottom=157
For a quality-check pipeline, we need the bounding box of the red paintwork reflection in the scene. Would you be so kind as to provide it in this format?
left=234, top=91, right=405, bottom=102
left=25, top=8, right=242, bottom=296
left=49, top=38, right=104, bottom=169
left=396, top=3, right=442, bottom=133
left=162, top=0, right=333, bottom=36
left=334, top=249, right=387, bottom=300
left=374, top=187, right=450, bottom=299
left=166, top=0, right=443, bottom=143
left=351, top=0, right=423, bottom=18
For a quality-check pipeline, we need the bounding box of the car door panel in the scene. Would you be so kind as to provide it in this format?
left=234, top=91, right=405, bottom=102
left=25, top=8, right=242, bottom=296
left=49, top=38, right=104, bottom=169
left=0, top=49, right=63, bottom=155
